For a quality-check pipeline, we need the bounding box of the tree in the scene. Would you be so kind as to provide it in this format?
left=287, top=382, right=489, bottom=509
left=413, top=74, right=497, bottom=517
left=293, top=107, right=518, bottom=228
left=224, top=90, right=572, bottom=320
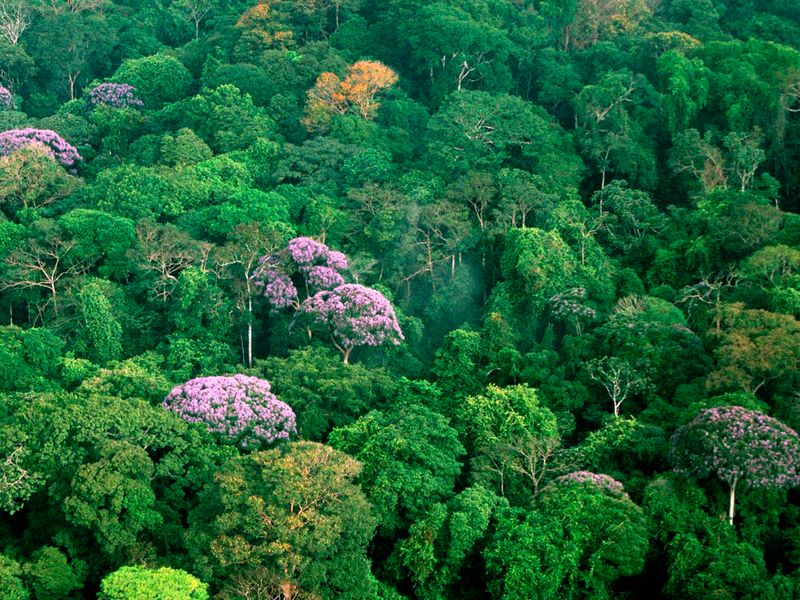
left=31, top=11, right=114, bottom=100
left=129, top=221, right=201, bottom=305
left=303, top=60, right=398, bottom=131
left=74, top=279, right=122, bottom=365
left=541, top=0, right=652, bottom=50
left=486, top=471, right=648, bottom=599
left=163, top=375, right=296, bottom=449
left=328, top=403, right=465, bottom=537
left=426, top=91, right=583, bottom=182
left=0, top=83, right=14, bottom=109
left=188, top=442, right=376, bottom=600
left=0, top=1, right=32, bottom=46
left=0, top=326, right=62, bottom=393
left=62, top=439, right=163, bottom=557
left=174, top=0, right=213, bottom=40
left=707, top=303, right=800, bottom=395
left=671, top=405, right=800, bottom=525
left=261, top=346, right=396, bottom=440
left=740, top=245, right=800, bottom=314
left=0, top=128, right=81, bottom=168
left=99, top=566, right=208, bottom=600
left=254, top=236, right=348, bottom=312
left=218, top=222, right=285, bottom=367
left=400, top=3, right=513, bottom=99
left=2, top=222, right=90, bottom=319
left=399, top=485, right=502, bottom=599
left=500, top=227, right=578, bottom=315
left=181, top=84, right=278, bottom=153
left=86, top=82, right=143, bottom=109
left=300, top=283, right=404, bottom=363
left=38, top=0, right=109, bottom=15
left=111, top=54, right=192, bottom=107
left=0, top=144, right=80, bottom=214
left=459, top=385, right=560, bottom=500
left=234, top=2, right=295, bottom=57
left=0, top=555, right=28, bottom=599
left=657, top=50, right=710, bottom=136
left=587, top=356, right=648, bottom=417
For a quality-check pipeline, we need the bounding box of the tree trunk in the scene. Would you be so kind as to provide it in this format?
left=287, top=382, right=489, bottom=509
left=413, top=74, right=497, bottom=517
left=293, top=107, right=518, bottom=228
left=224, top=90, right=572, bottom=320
left=281, top=581, right=294, bottom=600
left=729, top=478, right=737, bottom=526
left=343, top=346, right=353, bottom=364
left=247, top=296, right=253, bottom=367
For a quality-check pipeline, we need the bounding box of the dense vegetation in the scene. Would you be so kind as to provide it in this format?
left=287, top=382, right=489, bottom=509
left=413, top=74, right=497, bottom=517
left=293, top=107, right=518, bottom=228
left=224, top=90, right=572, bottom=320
left=3, top=0, right=800, bottom=597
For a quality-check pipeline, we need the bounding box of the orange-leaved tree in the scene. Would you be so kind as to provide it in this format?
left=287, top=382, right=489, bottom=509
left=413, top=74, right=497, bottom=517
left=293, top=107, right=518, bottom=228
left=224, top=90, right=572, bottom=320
left=303, top=60, right=398, bottom=131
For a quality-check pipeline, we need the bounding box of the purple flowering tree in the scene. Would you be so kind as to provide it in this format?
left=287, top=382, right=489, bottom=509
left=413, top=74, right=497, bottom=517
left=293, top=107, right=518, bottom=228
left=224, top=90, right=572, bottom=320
left=0, top=128, right=81, bottom=168
left=548, top=471, right=629, bottom=498
left=300, top=283, right=404, bottom=364
left=254, top=237, right=403, bottom=362
left=549, top=287, right=596, bottom=336
left=163, top=374, right=296, bottom=449
left=670, top=405, right=800, bottom=525
left=0, top=85, right=14, bottom=111
left=87, top=82, right=144, bottom=109
left=254, top=236, right=348, bottom=311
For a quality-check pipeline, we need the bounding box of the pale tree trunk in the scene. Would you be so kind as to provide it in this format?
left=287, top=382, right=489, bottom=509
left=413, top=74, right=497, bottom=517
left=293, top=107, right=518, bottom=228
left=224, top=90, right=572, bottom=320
left=729, top=477, right=737, bottom=526
left=247, top=296, right=253, bottom=367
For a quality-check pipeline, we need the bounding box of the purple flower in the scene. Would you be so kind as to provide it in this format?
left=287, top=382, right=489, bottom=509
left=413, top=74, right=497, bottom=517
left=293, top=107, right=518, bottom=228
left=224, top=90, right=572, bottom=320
left=254, top=267, right=299, bottom=310
left=163, top=374, right=296, bottom=449
left=87, top=83, right=144, bottom=109
left=306, top=265, right=345, bottom=291
left=287, top=236, right=330, bottom=265
left=300, top=283, right=403, bottom=362
left=254, top=237, right=350, bottom=310
left=0, top=85, right=14, bottom=111
left=548, top=471, right=629, bottom=499
left=0, top=128, right=81, bottom=167
left=326, top=250, right=348, bottom=270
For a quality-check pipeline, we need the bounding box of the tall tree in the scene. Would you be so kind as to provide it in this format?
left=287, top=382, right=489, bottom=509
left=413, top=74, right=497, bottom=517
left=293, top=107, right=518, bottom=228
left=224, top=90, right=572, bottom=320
left=671, top=405, right=800, bottom=524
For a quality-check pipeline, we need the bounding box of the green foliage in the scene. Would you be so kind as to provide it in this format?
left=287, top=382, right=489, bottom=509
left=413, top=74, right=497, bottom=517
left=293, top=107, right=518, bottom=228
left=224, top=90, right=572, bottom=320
left=0, top=555, right=28, bottom=600
left=25, top=547, right=83, bottom=599
left=486, top=475, right=649, bottom=599
left=0, top=326, right=63, bottom=392
left=329, top=403, right=464, bottom=536
left=501, top=227, right=577, bottom=314
left=74, top=279, right=123, bottom=365
left=188, top=442, right=376, bottom=599
left=4, top=0, right=800, bottom=596
left=99, top=566, right=208, bottom=600
left=261, top=347, right=395, bottom=441
left=459, top=385, right=560, bottom=503
left=112, top=54, right=193, bottom=107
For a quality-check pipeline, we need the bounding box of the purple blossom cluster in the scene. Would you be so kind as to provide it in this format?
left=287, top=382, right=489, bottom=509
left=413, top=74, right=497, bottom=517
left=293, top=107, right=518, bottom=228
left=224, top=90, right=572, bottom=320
left=549, top=471, right=629, bottom=498
left=0, top=128, right=81, bottom=167
left=254, top=265, right=298, bottom=309
left=549, top=288, right=596, bottom=335
left=671, top=405, right=800, bottom=489
left=163, top=374, right=296, bottom=449
left=287, top=236, right=331, bottom=265
left=549, top=288, right=597, bottom=321
left=0, top=85, right=14, bottom=111
left=254, top=237, right=350, bottom=310
left=306, top=265, right=345, bottom=290
left=87, top=83, right=144, bottom=109
left=300, top=283, right=404, bottom=360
